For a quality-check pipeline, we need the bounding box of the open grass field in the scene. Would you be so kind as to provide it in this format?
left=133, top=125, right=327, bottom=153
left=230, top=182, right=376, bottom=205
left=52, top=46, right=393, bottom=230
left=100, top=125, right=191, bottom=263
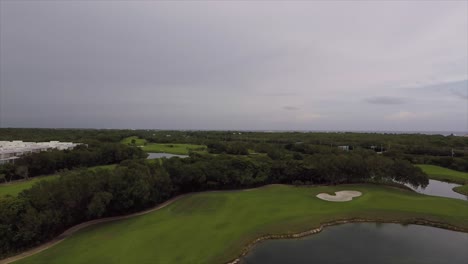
left=14, top=184, right=468, bottom=264
left=142, top=143, right=206, bottom=155
left=0, top=164, right=117, bottom=197
left=120, top=136, right=147, bottom=146
left=416, top=164, right=468, bottom=184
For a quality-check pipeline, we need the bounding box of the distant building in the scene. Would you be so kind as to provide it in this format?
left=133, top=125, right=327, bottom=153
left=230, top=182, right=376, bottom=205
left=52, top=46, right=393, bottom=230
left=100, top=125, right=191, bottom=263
left=338, top=145, right=350, bottom=151
left=0, top=141, right=80, bottom=165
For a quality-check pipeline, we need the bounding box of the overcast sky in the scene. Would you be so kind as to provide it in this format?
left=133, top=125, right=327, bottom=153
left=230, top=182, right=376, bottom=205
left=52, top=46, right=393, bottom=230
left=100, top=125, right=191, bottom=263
left=1, top=1, right=467, bottom=131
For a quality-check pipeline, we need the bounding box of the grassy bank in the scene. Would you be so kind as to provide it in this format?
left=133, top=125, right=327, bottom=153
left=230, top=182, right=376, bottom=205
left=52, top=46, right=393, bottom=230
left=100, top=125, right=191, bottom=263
left=14, top=184, right=468, bottom=264
left=453, top=185, right=468, bottom=196
left=416, top=164, right=468, bottom=184
left=0, top=164, right=117, bottom=197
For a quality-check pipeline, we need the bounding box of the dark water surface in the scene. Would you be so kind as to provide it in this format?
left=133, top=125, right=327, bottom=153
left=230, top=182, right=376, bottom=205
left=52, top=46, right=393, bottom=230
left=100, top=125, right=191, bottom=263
left=146, top=152, right=188, bottom=159
left=242, top=223, right=468, bottom=264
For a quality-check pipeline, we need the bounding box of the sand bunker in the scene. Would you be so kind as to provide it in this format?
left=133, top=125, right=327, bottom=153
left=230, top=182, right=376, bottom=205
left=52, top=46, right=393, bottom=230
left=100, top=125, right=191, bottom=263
left=316, top=190, right=362, bottom=202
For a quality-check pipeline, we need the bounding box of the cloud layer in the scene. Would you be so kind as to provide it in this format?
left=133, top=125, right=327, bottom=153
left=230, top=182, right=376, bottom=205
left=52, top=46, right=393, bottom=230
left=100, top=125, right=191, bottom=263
left=0, top=1, right=467, bottom=131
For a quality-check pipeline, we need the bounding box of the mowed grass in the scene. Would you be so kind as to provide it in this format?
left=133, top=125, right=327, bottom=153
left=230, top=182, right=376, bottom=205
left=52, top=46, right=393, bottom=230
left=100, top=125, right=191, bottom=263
left=16, top=184, right=468, bottom=264
left=142, top=143, right=206, bottom=155
left=120, top=136, right=147, bottom=146
left=416, top=164, right=468, bottom=184
left=0, top=164, right=117, bottom=197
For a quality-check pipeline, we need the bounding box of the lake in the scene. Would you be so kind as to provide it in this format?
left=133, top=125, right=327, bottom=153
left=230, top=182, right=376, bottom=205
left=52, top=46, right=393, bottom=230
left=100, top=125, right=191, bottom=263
left=411, top=179, right=467, bottom=201
left=146, top=152, right=188, bottom=159
left=242, top=223, right=468, bottom=264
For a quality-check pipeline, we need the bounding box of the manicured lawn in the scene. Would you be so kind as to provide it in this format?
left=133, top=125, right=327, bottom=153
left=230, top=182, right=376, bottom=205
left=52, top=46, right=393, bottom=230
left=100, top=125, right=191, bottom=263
left=0, top=164, right=117, bottom=197
left=142, top=143, right=206, bottom=155
left=120, top=136, right=147, bottom=146
left=416, top=164, right=468, bottom=184
left=15, top=184, right=468, bottom=264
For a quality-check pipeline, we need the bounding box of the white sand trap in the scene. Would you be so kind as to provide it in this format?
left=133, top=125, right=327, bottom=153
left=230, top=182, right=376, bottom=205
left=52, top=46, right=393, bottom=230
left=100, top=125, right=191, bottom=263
left=316, top=190, right=362, bottom=202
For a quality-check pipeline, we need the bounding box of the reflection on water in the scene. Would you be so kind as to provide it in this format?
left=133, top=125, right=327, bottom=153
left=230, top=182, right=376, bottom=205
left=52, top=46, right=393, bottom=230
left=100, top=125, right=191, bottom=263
left=242, top=223, right=468, bottom=264
left=411, top=179, right=467, bottom=201
left=146, top=153, right=188, bottom=159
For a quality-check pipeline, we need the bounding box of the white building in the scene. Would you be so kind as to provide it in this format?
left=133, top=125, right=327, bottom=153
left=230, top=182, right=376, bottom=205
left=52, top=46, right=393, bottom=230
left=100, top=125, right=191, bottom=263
left=0, top=141, right=80, bottom=165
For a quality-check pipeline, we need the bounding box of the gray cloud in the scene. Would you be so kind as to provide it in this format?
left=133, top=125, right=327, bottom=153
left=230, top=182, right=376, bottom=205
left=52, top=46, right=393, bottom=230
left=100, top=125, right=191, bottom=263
left=365, top=96, right=407, bottom=105
left=0, top=1, right=467, bottom=131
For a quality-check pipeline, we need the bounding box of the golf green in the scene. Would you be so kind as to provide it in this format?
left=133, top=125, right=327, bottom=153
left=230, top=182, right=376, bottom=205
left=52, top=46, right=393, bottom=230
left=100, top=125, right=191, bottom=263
left=13, top=184, right=468, bottom=264
left=142, top=143, right=206, bottom=155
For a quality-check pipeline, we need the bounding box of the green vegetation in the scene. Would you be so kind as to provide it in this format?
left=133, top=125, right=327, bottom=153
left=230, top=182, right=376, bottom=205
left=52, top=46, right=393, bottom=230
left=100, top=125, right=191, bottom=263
left=0, top=164, right=117, bottom=197
left=1, top=128, right=467, bottom=261
left=0, top=154, right=427, bottom=258
left=16, top=184, right=468, bottom=264
left=0, top=143, right=146, bottom=182
left=453, top=185, right=468, bottom=196
left=142, top=143, right=206, bottom=155
left=120, top=136, right=147, bottom=146
left=416, top=164, right=468, bottom=184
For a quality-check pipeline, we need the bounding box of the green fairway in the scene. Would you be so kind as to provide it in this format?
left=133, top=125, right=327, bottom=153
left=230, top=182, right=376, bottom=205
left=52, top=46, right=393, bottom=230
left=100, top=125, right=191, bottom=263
left=0, top=164, right=117, bottom=197
left=142, top=143, right=206, bottom=155
left=120, top=136, right=147, bottom=146
left=15, top=184, right=468, bottom=264
left=416, top=164, right=468, bottom=184
left=0, top=175, right=59, bottom=197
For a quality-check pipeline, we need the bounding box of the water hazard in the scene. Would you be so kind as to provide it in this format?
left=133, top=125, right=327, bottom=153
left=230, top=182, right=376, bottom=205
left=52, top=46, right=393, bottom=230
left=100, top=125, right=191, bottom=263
left=242, top=223, right=468, bottom=264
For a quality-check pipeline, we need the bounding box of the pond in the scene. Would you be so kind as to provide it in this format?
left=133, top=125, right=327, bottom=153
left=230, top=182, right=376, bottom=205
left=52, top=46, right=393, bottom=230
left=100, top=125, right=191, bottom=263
left=146, top=152, right=188, bottom=159
left=242, top=223, right=468, bottom=264
left=410, top=179, right=467, bottom=201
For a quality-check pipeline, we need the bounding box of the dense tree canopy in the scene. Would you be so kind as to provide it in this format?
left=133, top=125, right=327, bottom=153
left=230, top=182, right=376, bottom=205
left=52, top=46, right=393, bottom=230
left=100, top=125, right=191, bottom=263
left=0, top=143, right=146, bottom=182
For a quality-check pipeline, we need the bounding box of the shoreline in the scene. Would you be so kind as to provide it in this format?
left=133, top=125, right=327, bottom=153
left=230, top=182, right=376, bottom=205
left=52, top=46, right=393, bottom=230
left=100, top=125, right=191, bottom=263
left=225, top=218, right=468, bottom=264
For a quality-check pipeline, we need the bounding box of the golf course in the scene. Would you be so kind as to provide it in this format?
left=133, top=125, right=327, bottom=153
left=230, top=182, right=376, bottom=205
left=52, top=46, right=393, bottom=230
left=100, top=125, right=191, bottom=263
left=9, top=184, right=468, bottom=264
left=142, top=143, right=206, bottom=155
